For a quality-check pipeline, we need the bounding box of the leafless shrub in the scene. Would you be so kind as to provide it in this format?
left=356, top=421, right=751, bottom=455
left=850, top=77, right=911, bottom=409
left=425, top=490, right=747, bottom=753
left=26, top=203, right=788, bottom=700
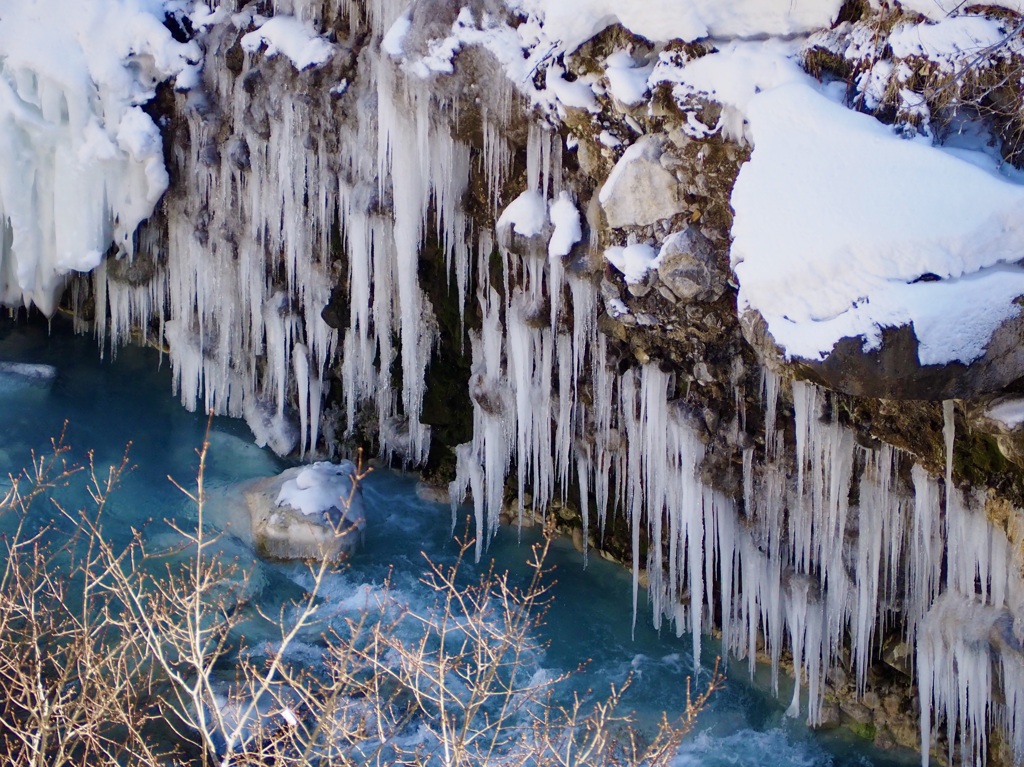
left=0, top=426, right=722, bottom=766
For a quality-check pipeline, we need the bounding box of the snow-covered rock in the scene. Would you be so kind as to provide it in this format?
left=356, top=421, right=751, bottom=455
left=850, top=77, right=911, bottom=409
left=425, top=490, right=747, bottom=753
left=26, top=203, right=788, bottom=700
left=732, top=81, right=1024, bottom=399
left=968, top=396, right=1024, bottom=468
left=604, top=244, right=658, bottom=285
left=548, top=192, right=582, bottom=258
left=240, top=15, right=334, bottom=70
left=511, top=0, right=845, bottom=55
left=497, top=190, right=548, bottom=239
left=898, top=0, right=1024, bottom=21
left=971, top=396, right=1024, bottom=436
left=245, top=462, right=365, bottom=563
left=599, top=136, right=684, bottom=229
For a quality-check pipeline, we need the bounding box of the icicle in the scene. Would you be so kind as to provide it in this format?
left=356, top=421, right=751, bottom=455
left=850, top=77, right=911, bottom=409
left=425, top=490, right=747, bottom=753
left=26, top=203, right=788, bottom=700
left=943, top=399, right=955, bottom=518
left=293, top=343, right=310, bottom=458
left=852, top=446, right=896, bottom=696
left=763, top=368, right=781, bottom=459
left=908, top=465, right=942, bottom=646
left=919, top=595, right=996, bottom=767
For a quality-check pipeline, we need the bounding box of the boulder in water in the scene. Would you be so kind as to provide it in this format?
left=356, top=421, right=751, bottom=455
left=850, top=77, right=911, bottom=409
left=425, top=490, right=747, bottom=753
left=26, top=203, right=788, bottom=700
left=246, top=461, right=365, bottom=563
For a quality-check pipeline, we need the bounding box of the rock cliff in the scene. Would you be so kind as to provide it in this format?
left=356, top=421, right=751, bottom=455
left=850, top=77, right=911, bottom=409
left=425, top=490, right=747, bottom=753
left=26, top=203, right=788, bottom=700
left=7, top=0, right=1024, bottom=762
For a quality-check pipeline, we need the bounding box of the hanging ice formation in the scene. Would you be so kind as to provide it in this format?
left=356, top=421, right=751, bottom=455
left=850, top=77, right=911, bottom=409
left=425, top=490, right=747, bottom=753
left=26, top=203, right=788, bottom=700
left=0, top=0, right=198, bottom=317
left=7, top=1, right=1024, bottom=763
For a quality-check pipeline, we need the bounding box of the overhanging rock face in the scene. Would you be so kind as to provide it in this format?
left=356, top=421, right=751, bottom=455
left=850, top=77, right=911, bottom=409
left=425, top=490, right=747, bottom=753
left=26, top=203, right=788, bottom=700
left=741, top=309, right=1024, bottom=401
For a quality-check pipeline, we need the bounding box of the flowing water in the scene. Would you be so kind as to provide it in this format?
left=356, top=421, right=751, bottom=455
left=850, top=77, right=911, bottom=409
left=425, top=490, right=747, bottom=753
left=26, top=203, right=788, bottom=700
left=0, top=315, right=915, bottom=767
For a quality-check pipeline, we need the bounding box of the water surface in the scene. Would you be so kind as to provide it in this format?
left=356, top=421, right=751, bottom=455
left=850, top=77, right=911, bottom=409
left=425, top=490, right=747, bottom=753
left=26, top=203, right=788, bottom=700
left=0, top=316, right=915, bottom=767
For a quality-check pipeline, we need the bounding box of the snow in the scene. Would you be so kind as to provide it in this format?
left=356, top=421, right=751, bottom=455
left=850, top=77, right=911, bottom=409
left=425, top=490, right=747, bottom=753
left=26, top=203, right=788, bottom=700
left=649, top=40, right=810, bottom=142
left=898, top=0, right=1024, bottom=20
left=731, top=81, right=1024, bottom=365
left=0, top=0, right=197, bottom=315
left=604, top=51, right=652, bottom=107
left=888, top=16, right=1009, bottom=72
left=548, top=192, right=582, bottom=258
left=546, top=64, right=599, bottom=113
left=508, top=0, right=845, bottom=54
left=276, top=461, right=365, bottom=527
left=385, top=6, right=534, bottom=86
left=604, top=244, right=657, bottom=284
left=381, top=11, right=411, bottom=56
left=241, top=15, right=334, bottom=70
left=606, top=298, right=630, bottom=318
left=497, top=190, right=547, bottom=238
left=188, top=2, right=230, bottom=29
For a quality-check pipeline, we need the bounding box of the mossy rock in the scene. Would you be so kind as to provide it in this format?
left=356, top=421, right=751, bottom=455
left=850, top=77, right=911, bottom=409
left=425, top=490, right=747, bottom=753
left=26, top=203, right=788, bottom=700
left=848, top=721, right=878, bottom=741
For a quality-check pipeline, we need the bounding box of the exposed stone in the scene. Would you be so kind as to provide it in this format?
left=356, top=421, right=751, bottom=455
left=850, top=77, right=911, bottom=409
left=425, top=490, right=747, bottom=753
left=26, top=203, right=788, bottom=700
left=599, top=135, right=685, bottom=229
left=656, top=227, right=727, bottom=303
left=840, top=700, right=873, bottom=726
left=601, top=276, right=623, bottom=301
left=740, top=308, right=1024, bottom=400
left=815, top=701, right=842, bottom=730
left=881, top=634, right=913, bottom=678
left=968, top=396, right=1024, bottom=469
left=106, top=248, right=161, bottom=286
left=828, top=665, right=849, bottom=688
left=693, top=361, right=714, bottom=385
left=626, top=271, right=655, bottom=297
left=889, top=716, right=923, bottom=751
left=995, top=430, right=1024, bottom=466
left=875, top=725, right=897, bottom=750
left=657, top=285, right=678, bottom=302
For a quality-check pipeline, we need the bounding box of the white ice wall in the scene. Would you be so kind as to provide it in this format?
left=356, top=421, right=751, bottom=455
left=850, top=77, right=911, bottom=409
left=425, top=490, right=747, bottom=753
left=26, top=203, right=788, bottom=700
left=0, top=0, right=196, bottom=315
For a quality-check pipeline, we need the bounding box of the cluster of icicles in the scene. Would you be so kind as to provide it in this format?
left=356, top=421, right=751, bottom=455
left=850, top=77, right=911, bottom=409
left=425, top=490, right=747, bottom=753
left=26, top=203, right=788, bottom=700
left=457, top=255, right=1024, bottom=766
left=50, top=0, right=1024, bottom=763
